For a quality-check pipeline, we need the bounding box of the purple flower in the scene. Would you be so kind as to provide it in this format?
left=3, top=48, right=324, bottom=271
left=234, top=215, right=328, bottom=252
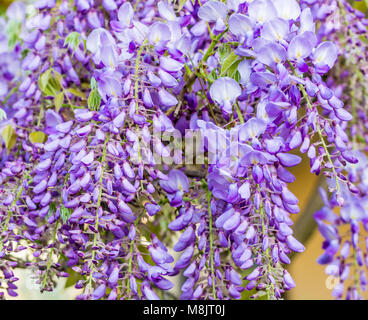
left=148, top=22, right=171, bottom=47
left=160, top=56, right=183, bottom=73
left=86, top=28, right=115, bottom=65
left=312, top=42, right=338, bottom=73
left=256, top=42, right=287, bottom=68
left=277, top=153, right=302, bottom=167
left=117, top=2, right=134, bottom=29
left=92, top=284, right=106, bottom=300
left=1, top=0, right=364, bottom=301
left=160, top=169, right=189, bottom=194
left=239, top=118, right=267, bottom=141
left=248, top=0, right=277, bottom=24
left=229, top=14, right=254, bottom=39
left=197, top=1, right=227, bottom=24
left=158, top=1, right=177, bottom=21
left=210, top=77, right=241, bottom=114
left=158, top=88, right=178, bottom=107
left=6, top=2, right=26, bottom=22
left=273, top=0, right=300, bottom=21
left=141, top=281, right=160, bottom=300
left=288, top=32, right=316, bottom=61
left=102, top=0, right=117, bottom=11
left=261, top=18, right=289, bottom=42
left=286, top=235, right=305, bottom=252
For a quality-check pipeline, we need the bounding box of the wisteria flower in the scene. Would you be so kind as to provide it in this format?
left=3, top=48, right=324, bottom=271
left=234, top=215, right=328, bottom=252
left=210, top=77, right=241, bottom=114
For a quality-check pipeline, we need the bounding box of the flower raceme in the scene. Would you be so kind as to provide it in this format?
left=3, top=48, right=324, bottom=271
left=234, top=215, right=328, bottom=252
left=0, top=0, right=366, bottom=300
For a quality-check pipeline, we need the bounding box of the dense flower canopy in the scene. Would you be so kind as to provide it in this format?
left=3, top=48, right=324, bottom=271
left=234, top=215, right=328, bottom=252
left=0, top=0, right=368, bottom=300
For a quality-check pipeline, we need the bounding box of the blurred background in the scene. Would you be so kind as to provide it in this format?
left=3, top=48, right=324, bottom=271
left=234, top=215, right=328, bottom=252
left=1, top=0, right=368, bottom=300
left=0, top=0, right=11, bottom=13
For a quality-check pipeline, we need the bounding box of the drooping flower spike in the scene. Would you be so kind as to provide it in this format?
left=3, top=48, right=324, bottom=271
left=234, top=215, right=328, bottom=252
left=0, top=0, right=367, bottom=301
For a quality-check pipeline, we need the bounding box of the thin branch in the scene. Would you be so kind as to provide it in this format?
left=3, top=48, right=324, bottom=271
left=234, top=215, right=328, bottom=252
left=184, top=169, right=207, bottom=179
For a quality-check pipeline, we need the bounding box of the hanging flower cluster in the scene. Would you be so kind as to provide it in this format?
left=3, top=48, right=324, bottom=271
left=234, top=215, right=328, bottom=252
left=301, top=0, right=368, bottom=300
left=0, top=0, right=367, bottom=300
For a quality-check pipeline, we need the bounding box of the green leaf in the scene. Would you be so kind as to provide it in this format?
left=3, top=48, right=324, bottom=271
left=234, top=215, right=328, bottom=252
left=54, top=92, right=64, bottom=111
left=52, top=69, right=63, bottom=87
left=46, top=202, right=57, bottom=219
left=207, top=69, right=218, bottom=83
left=359, top=35, right=368, bottom=45
left=38, top=69, right=61, bottom=97
left=49, top=202, right=57, bottom=213
left=90, top=77, right=98, bottom=90
left=177, top=0, right=187, bottom=12
left=7, top=33, right=18, bottom=51
left=60, top=205, right=71, bottom=224
left=218, top=43, right=232, bottom=64
left=29, top=131, right=47, bottom=144
left=88, top=89, right=101, bottom=111
left=220, top=51, right=241, bottom=77
left=68, top=88, right=86, bottom=100
left=64, top=268, right=83, bottom=288
left=6, top=20, right=21, bottom=50
left=64, top=32, right=82, bottom=53
left=21, top=49, right=30, bottom=60
left=227, top=59, right=242, bottom=78
left=232, top=70, right=241, bottom=83
left=1, top=124, right=16, bottom=151
left=38, top=69, right=52, bottom=93
left=0, top=108, right=7, bottom=121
